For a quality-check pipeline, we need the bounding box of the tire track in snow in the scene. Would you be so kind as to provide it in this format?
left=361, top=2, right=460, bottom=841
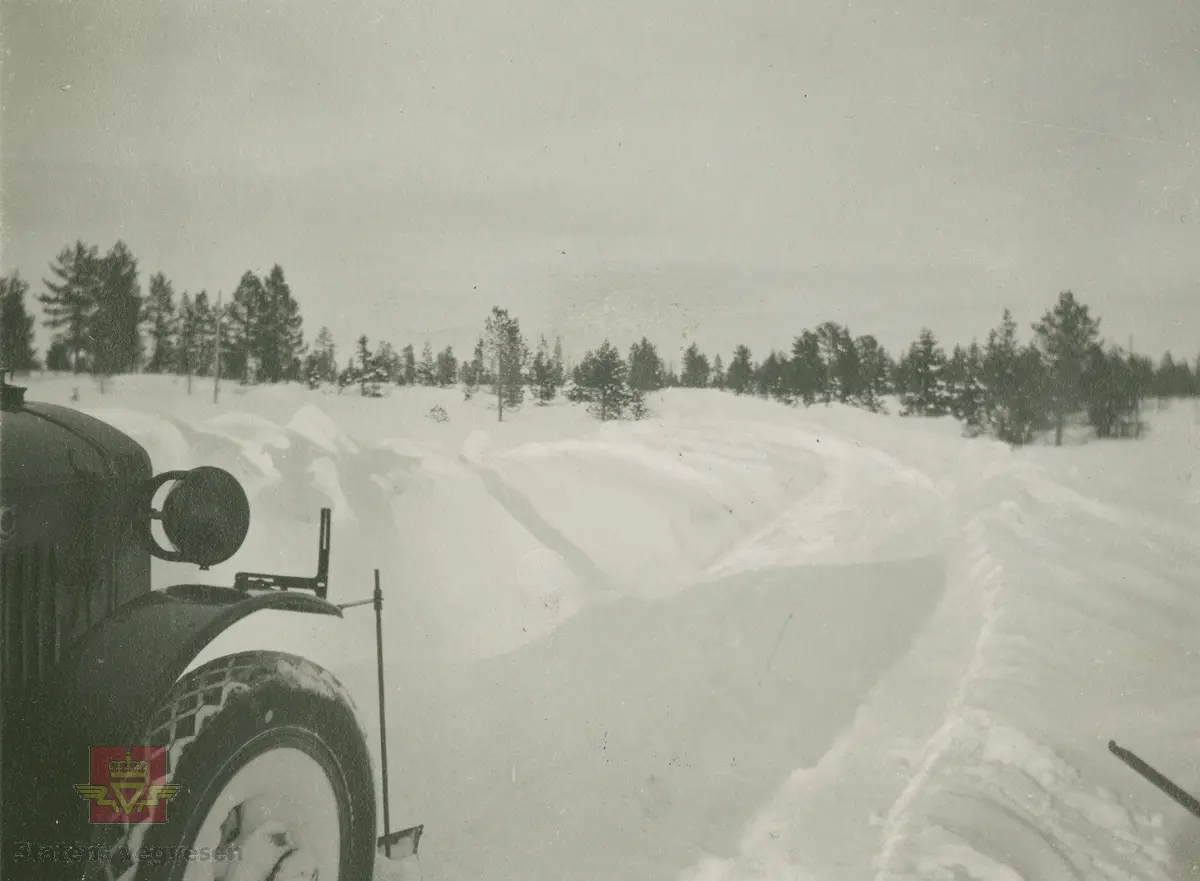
left=702, top=427, right=949, bottom=579
left=457, top=438, right=612, bottom=593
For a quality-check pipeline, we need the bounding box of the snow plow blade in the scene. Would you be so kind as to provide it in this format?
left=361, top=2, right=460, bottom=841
left=376, top=825, right=424, bottom=880
left=1109, top=740, right=1200, bottom=820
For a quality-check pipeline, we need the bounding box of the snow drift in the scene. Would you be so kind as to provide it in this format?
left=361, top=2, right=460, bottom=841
left=16, top=373, right=1200, bottom=881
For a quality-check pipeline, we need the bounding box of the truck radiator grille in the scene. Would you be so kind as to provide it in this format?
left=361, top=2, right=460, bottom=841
left=1, top=541, right=115, bottom=698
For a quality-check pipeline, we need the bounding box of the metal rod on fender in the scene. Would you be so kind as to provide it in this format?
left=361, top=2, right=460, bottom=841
left=375, top=569, right=392, bottom=858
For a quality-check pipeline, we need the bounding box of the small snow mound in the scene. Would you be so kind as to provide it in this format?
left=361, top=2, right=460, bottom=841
left=460, top=430, right=490, bottom=465
left=205, top=411, right=292, bottom=450
left=517, top=548, right=578, bottom=619
left=914, top=843, right=1025, bottom=881
left=287, top=404, right=360, bottom=455
left=376, top=437, right=426, bottom=460
left=308, top=457, right=356, bottom=522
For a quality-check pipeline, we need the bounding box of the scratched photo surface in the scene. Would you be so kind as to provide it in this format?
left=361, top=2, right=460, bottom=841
left=2, top=1, right=1199, bottom=880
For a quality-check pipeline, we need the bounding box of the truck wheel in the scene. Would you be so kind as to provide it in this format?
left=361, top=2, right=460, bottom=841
left=85, top=651, right=376, bottom=881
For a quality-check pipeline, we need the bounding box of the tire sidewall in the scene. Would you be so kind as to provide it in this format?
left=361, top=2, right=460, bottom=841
left=154, top=724, right=350, bottom=881
left=90, top=654, right=376, bottom=881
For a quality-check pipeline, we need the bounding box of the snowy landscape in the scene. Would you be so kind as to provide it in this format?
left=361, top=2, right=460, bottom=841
left=5, top=3, right=1199, bottom=879
left=11, top=371, right=1199, bottom=881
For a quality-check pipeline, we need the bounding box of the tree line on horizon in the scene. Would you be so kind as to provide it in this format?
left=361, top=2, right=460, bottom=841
left=2, top=240, right=1198, bottom=445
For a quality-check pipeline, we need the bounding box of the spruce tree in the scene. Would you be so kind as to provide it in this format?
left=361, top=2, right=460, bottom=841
left=374, top=341, right=400, bottom=384
left=1083, top=345, right=1139, bottom=437
left=40, top=241, right=100, bottom=373
left=142, top=272, right=177, bottom=373
left=628, top=337, right=665, bottom=391
left=261, top=264, right=304, bottom=382
left=89, top=241, right=143, bottom=387
left=853, top=335, right=889, bottom=412
left=710, top=354, right=726, bottom=390
left=417, top=342, right=436, bottom=385
left=436, top=345, right=458, bottom=386
left=1032, top=290, right=1100, bottom=446
left=573, top=340, right=631, bottom=420
left=529, top=335, right=561, bottom=403
left=483, top=307, right=529, bottom=421
left=313, top=327, right=339, bottom=384
left=0, top=271, right=38, bottom=372
left=982, top=310, right=1049, bottom=444
left=899, top=328, right=951, bottom=417
left=726, top=345, right=754, bottom=395
left=401, top=344, right=416, bottom=385
left=228, top=271, right=266, bottom=383
left=788, top=331, right=825, bottom=404
left=551, top=337, right=566, bottom=390
left=680, top=343, right=710, bottom=388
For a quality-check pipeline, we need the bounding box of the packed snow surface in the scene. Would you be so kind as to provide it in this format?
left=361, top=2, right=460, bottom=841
left=20, top=374, right=1200, bottom=881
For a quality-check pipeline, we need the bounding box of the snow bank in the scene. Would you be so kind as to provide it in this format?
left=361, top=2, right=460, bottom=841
left=679, top=408, right=1200, bottom=881
left=16, top=374, right=1198, bottom=881
left=287, top=402, right=361, bottom=455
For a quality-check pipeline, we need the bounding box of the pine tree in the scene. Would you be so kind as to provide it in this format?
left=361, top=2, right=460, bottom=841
left=227, top=271, right=266, bottom=383
left=176, top=291, right=197, bottom=390
left=950, top=341, right=987, bottom=431
left=628, top=387, right=649, bottom=419
left=303, top=351, right=326, bottom=389
left=483, top=307, right=529, bottom=421
left=815, top=322, right=860, bottom=404
left=1083, top=344, right=1139, bottom=437
left=899, top=328, right=951, bottom=417
left=417, top=342, right=436, bottom=386
left=853, top=335, right=889, bottom=412
left=191, top=291, right=216, bottom=377
left=141, top=272, right=177, bottom=373
left=261, top=264, right=304, bottom=382
left=552, top=337, right=566, bottom=390
left=461, top=337, right=487, bottom=393
left=726, top=345, right=754, bottom=395
left=374, top=341, right=400, bottom=384
left=710, top=354, right=726, bottom=390
left=572, top=340, right=631, bottom=420
left=754, top=351, right=791, bottom=401
left=1032, top=290, right=1100, bottom=446
left=354, top=334, right=386, bottom=396
left=680, top=343, right=710, bottom=388
left=312, top=327, right=339, bottom=384
left=788, top=331, right=825, bottom=405
left=435, top=345, right=458, bottom=386
left=89, top=241, right=143, bottom=388
left=982, top=310, right=1049, bottom=445
left=46, top=339, right=71, bottom=371
left=40, top=241, right=100, bottom=373
left=401, top=344, right=416, bottom=385
left=628, top=337, right=665, bottom=391
left=529, top=335, right=561, bottom=403
left=0, top=271, right=38, bottom=372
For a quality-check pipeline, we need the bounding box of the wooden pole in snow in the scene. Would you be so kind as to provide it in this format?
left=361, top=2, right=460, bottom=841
left=213, top=291, right=222, bottom=405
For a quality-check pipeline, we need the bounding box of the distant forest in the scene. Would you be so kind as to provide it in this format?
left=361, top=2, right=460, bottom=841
left=2, top=239, right=1198, bottom=446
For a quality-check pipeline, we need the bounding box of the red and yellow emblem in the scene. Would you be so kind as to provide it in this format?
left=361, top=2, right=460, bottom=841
left=74, top=747, right=181, bottom=824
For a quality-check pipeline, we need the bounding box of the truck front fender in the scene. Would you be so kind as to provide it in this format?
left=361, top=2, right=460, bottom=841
left=13, top=584, right=344, bottom=838
left=42, top=583, right=344, bottom=745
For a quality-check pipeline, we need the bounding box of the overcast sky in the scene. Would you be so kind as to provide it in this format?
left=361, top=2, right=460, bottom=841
left=3, top=0, right=1198, bottom=364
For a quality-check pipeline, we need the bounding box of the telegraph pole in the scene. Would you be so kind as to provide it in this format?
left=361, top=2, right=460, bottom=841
left=213, top=291, right=222, bottom=405
left=1130, top=332, right=1142, bottom=437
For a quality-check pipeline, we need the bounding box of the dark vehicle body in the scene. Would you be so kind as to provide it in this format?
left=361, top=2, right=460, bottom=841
left=0, top=379, right=416, bottom=880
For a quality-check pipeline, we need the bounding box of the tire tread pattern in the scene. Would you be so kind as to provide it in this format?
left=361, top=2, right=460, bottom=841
left=84, top=651, right=368, bottom=881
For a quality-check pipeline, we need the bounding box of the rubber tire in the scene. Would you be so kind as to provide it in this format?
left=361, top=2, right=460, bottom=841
left=82, top=651, right=376, bottom=881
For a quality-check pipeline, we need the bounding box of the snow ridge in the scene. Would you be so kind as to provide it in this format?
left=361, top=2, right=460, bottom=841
left=873, top=463, right=1021, bottom=880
